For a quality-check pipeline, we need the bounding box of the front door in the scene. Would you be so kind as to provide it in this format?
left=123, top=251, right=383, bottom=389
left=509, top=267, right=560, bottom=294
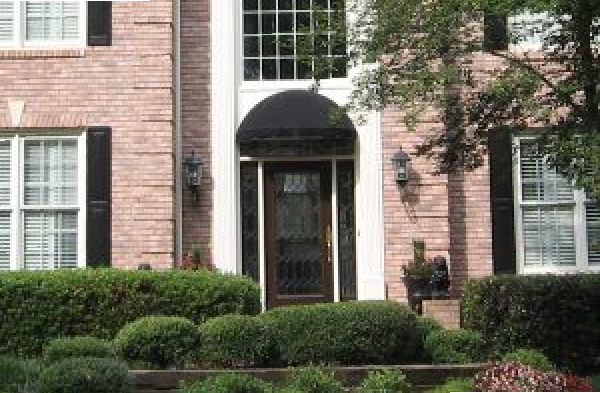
left=264, top=162, right=333, bottom=308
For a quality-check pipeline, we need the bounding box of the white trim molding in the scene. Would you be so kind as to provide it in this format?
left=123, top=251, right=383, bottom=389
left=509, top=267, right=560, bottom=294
left=211, top=0, right=240, bottom=273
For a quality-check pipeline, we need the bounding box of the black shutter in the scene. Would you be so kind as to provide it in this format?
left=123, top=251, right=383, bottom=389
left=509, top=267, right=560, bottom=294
left=87, top=2, right=112, bottom=46
left=489, top=129, right=516, bottom=274
left=483, top=12, right=508, bottom=51
left=87, top=127, right=111, bottom=267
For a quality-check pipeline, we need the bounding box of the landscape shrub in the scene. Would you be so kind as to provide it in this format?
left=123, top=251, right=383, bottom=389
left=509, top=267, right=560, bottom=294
left=0, top=269, right=260, bottom=356
left=114, top=316, right=201, bottom=369
left=0, top=356, right=39, bottom=393
left=179, top=373, right=275, bottom=393
left=427, top=377, right=474, bottom=393
left=37, top=357, right=130, bottom=393
left=282, top=366, right=345, bottom=393
left=502, top=348, right=555, bottom=371
left=358, top=368, right=411, bottom=392
left=415, top=315, right=444, bottom=362
left=200, top=314, right=276, bottom=367
left=43, top=336, right=114, bottom=363
left=424, top=329, right=487, bottom=364
left=462, top=274, right=600, bottom=373
left=260, top=301, right=421, bottom=366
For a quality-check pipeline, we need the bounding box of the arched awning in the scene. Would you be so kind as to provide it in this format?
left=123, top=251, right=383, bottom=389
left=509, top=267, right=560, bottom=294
left=237, top=90, right=356, bottom=145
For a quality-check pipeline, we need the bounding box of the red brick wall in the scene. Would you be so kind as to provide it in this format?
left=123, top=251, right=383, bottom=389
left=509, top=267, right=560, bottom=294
left=382, top=98, right=494, bottom=302
left=180, top=0, right=212, bottom=264
left=0, top=1, right=175, bottom=269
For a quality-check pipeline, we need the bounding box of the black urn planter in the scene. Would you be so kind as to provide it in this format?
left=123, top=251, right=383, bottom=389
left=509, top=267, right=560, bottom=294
left=403, top=276, right=433, bottom=314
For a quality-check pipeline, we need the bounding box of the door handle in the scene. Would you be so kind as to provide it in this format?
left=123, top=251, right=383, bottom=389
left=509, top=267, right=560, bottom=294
left=326, top=225, right=332, bottom=264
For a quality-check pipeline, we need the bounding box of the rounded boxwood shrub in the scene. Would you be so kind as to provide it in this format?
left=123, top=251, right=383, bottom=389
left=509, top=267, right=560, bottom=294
left=424, top=329, right=487, bottom=364
left=282, top=366, right=345, bottom=393
left=502, top=348, right=555, bottom=371
left=200, top=314, right=276, bottom=367
left=114, top=316, right=201, bottom=368
left=359, top=369, right=411, bottom=392
left=260, top=301, right=421, bottom=366
left=38, top=357, right=130, bottom=393
left=43, top=336, right=115, bottom=363
left=179, top=373, right=274, bottom=393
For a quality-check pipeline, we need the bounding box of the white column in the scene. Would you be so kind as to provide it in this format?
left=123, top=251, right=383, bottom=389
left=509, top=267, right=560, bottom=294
left=211, top=0, right=240, bottom=273
left=355, top=111, right=386, bottom=300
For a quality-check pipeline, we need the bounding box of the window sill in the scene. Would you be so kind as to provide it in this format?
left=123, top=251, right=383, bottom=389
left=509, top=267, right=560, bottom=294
left=0, top=48, right=86, bottom=60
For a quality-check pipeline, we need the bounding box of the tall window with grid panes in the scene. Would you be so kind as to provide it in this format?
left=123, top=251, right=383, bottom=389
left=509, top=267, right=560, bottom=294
left=242, top=0, right=347, bottom=81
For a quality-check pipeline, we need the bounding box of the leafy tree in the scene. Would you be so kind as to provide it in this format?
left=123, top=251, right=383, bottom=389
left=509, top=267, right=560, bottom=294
left=308, top=0, right=600, bottom=199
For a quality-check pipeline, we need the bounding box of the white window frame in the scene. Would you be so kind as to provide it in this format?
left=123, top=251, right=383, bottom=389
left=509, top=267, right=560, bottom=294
left=513, top=136, right=600, bottom=274
left=0, top=1, right=86, bottom=49
left=239, top=0, right=350, bottom=84
left=0, top=131, right=86, bottom=271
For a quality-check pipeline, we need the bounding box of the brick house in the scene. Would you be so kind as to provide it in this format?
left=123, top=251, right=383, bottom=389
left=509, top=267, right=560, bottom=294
left=1, top=1, right=598, bottom=311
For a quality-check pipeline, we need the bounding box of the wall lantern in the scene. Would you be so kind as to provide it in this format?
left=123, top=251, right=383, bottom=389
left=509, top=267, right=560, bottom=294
left=391, top=148, right=411, bottom=186
left=184, top=150, right=204, bottom=202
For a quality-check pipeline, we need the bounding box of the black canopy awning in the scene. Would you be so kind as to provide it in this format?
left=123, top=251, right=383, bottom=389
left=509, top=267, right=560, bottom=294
left=237, top=90, right=356, bottom=143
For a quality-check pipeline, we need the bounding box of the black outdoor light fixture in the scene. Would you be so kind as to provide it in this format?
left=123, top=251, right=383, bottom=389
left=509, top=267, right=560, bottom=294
left=184, top=150, right=204, bottom=202
left=391, top=148, right=411, bottom=187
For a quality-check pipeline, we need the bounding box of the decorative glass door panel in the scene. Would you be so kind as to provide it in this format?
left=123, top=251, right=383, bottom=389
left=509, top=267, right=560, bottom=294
left=265, top=162, right=332, bottom=308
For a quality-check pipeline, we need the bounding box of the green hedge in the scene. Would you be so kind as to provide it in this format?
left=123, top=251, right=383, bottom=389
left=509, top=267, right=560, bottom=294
left=0, top=269, right=260, bottom=356
left=260, top=301, right=421, bottom=366
left=200, top=314, right=276, bottom=368
left=115, top=316, right=202, bottom=369
left=424, top=329, right=487, bottom=364
left=43, top=336, right=115, bottom=363
left=38, top=357, right=130, bottom=393
left=462, top=274, right=600, bottom=373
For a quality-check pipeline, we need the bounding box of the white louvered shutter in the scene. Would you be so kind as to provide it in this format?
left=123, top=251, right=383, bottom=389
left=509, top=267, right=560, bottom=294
left=522, top=206, right=576, bottom=266
left=23, top=140, right=78, bottom=270
left=0, top=1, right=14, bottom=44
left=586, top=203, right=600, bottom=266
left=0, top=141, right=10, bottom=271
left=26, top=1, right=80, bottom=42
left=519, top=141, right=576, bottom=267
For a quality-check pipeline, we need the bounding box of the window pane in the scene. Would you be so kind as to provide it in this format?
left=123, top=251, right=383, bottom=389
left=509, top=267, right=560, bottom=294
left=26, top=2, right=80, bottom=42
left=262, top=13, right=276, bottom=34
left=586, top=203, right=600, bottom=266
left=278, top=0, right=292, bottom=10
left=24, top=139, right=78, bottom=206
left=244, top=59, right=260, bottom=80
left=243, top=0, right=258, bottom=11
left=0, top=1, right=14, bottom=43
left=262, top=35, right=276, bottom=56
left=0, top=212, right=9, bottom=271
left=24, top=211, right=77, bottom=270
left=280, top=58, right=295, bottom=79
left=278, top=12, right=294, bottom=33
left=520, top=141, right=573, bottom=201
left=262, top=58, right=277, bottom=79
left=244, top=13, right=259, bottom=35
left=522, top=206, right=576, bottom=266
left=0, top=141, right=10, bottom=206
left=244, top=36, right=260, bottom=57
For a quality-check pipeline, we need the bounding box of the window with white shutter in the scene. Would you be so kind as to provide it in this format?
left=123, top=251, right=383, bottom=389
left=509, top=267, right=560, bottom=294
left=515, top=137, right=600, bottom=273
left=0, top=1, right=84, bottom=48
left=0, top=133, right=85, bottom=271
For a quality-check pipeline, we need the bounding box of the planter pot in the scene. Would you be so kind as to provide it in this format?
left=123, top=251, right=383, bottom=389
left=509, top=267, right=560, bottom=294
left=403, top=276, right=432, bottom=314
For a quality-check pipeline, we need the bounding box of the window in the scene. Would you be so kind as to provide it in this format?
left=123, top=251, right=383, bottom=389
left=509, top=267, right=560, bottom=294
left=242, top=0, right=347, bottom=81
left=515, top=137, right=599, bottom=273
left=0, top=133, right=85, bottom=271
left=507, top=11, right=600, bottom=51
left=0, top=1, right=85, bottom=48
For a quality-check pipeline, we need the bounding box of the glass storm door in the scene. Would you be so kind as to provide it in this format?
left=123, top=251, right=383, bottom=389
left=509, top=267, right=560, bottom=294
left=264, top=162, right=333, bottom=308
